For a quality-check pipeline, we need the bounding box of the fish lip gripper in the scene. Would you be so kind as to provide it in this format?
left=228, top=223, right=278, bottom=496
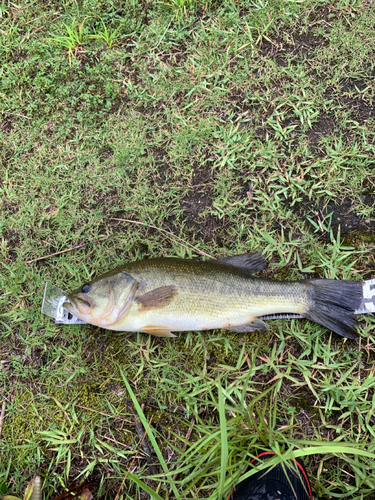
left=41, top=282, right=87, bottom=325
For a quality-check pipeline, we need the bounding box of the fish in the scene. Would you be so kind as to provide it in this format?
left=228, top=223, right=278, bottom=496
left=63, top=252, right=363, bottom=339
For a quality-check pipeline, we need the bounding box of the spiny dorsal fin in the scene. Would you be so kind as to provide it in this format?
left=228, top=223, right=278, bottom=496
left=135, top=285, right=178, bottom=311
left=218, top=252, right=266, bottom=274
left=228, top=318, right=269, bottom=333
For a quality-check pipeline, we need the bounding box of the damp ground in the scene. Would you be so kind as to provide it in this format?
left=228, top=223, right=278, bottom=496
left=1, top=1, right=375, bottom=499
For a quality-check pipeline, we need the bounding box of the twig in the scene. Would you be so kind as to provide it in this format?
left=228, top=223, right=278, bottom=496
left=114, top=416, right=154, bottom=500
left=160, top=182, right=214, bottom=189
left=111, top=218, right=215, bottom=259
left=28, top=219, right=215, bottom=264
left=24, top=13, right=60, bottom=26
left=2, top=111, right=32, bottom=120
left=98, top=434, right=134, bottom=449
left=26, top=236, right=110, bottom=264
left=0, top=402, right=5, bottom=438
left=156, top=19, right=172, bottom=48
left=172, top=419, right=195, bottom=483
left=129, top=404, right=158, bottom=475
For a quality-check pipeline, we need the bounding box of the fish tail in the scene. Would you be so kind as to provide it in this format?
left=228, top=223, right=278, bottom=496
left=304, top=279, right=362, bottom=339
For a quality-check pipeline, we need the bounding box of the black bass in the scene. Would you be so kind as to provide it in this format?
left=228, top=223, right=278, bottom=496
left=63, top=253, right=362, bottom=339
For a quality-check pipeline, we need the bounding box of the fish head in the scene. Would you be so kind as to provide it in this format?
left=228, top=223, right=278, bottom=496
left=63, top=270, right=138, bottom=326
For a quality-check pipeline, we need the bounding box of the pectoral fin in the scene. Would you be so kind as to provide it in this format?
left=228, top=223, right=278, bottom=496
left=135, top=285, right=178, bottom=311
left=141, top=325, right=177, bottom=338
left=218, top=252, right=267, bottom=274
left=228, top=318, right=268, bottom=333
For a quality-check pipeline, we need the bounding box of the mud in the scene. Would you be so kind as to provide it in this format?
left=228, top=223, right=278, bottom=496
left=289, top=195, right=375, bottom=243
left=180, top=161, right=231, bottom=243
left=1, top=117, right=13, bottom=133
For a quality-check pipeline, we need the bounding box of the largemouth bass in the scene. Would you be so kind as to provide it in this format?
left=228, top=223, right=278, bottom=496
left=63, top=253, right=362, bottom=339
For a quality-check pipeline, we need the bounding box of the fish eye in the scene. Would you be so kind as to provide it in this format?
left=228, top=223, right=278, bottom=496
left=81, top=284, right=91, bottom=293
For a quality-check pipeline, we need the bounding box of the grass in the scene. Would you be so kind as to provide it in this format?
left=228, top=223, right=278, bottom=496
left=1, top=0, right=375, bottom=498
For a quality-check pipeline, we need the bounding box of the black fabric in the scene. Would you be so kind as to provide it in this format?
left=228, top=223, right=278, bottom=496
left=232, top=478, right=300, bottom=500
left=230, top=456, right=311, bottom=500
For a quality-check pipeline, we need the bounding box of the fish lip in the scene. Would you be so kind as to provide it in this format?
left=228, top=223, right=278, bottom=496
left=64, top=293, right=93, bottom=319
left=63, top=298, right=88, bottom=322
left=63, top=300, right=76, bottom=314
left=76, top=293, right=93, bottom=309
left=66, top=293, right=93, bottom=310
left=64, top=295, right=84, bottom=314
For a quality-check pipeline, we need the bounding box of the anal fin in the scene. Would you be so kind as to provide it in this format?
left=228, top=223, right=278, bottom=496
left=141, top=325, right=177, bottom=338
left=227, top=318, right=268, bottom=333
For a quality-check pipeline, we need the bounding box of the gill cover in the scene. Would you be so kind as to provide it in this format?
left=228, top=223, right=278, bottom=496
left=66, top=271, right=138, bottom=326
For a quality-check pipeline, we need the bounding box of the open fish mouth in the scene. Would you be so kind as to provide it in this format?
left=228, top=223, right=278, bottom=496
left=63, top=299, right=88, bottom=320
left=61, top=300, right=82, bottom=320
left=65, top=292, right=94, bottom=316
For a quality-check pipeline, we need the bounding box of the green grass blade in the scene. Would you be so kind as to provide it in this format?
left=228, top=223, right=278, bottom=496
left=125, top=472, right=165, bottom=500
left=119, top=367, right=180, bottom=498
left=217, top=381, right=228, bottom=499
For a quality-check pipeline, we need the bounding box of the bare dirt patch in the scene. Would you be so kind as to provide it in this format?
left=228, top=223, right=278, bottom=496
left=182, top=162, right=214, bottom=233
left=151, top=146, right=171, bottom=187
left=1, top=117, right=13, bottom=133
left=339, top=79, right=374, bottom=124
left=290, top=195, right=375, bottom=242
left=306, top=114, right=337, bottom=148
left=260, top=28, right=326, bottom=66
left=180, top=162, right=231, bottom=243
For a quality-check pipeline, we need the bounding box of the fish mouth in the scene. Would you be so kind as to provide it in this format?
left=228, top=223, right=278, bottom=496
left=64, top=301, right=89, bottom=324
left=65, top=293, right=93, bottom=318
left=63, top=300, right=77, bottom=316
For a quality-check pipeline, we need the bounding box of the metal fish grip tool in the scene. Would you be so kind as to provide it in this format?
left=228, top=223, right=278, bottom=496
left=41, top=283, right=87, bottom=325
left=41, top=279, right=375, bottom=326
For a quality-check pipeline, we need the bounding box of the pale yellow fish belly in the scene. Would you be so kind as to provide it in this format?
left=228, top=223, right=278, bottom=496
left=106, top=292, right=308, bottom=333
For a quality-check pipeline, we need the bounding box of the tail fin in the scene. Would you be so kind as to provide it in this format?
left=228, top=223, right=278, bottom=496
left=304, top=280, right=362, bottom=339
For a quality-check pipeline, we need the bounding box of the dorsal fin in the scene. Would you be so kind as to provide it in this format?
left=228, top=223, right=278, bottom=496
left=217, top=252, right=266, bottom=274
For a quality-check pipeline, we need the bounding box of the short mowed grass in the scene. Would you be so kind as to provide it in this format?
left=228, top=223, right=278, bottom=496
left=1, top=0, right=375, bottom=498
